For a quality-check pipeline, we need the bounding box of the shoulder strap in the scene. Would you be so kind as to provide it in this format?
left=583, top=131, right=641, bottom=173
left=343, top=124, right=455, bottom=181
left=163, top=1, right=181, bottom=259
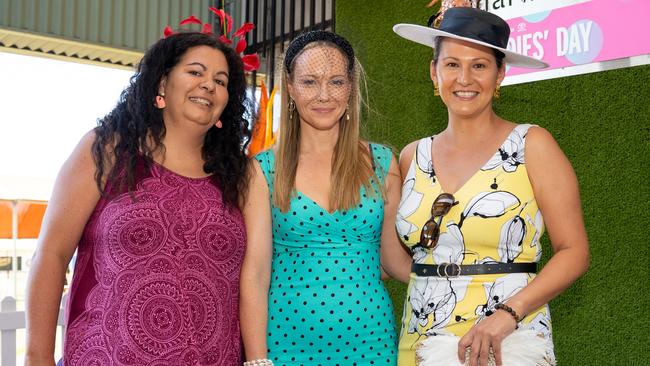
left=369, top=143, right=393, bottom=185
left=516, top=123, right=536, bottom=135
left=414, top=136, right=434, bottom=175
left=254, top=149, right=275, bottom=193
left=516, top=124, right=537, bottom=165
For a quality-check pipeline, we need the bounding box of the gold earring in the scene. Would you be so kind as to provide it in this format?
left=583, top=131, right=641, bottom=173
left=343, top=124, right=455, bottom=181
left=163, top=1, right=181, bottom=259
left=155, top=92, right=166, bottom=109
left=288, top=99, right=296, bottom=122
left=434, top=84, right=440, bottom=96
left=346, top=110, right=350, bottom=122
left=494, top=84, right=501, bottom=99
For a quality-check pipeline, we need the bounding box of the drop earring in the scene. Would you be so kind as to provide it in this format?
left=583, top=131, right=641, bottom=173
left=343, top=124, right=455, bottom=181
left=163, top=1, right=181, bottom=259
left=434, top=83, right=440, bottom=96
left=288, top=99, right=296, bottom=122
left=215, top=120, right=223, bottom=128
left=155, top=91, right=166, bottom=109
left=493, top=84, right=501, bottom=99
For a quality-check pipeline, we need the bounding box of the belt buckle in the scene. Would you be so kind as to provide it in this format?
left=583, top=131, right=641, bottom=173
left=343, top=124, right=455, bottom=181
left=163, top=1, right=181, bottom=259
left=437, top=262, right=461, bottom=278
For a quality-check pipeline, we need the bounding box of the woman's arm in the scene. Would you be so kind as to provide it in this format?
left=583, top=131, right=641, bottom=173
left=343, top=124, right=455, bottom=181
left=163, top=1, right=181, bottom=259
left=239, top=159, right=274, bottom=360
left=25, top=131, right=102, bottom=365
left=503, top=126, right=589, bottom=317
left=380, top=156, right=412, bottom=283
left=458, top=126, right=590, bottom=366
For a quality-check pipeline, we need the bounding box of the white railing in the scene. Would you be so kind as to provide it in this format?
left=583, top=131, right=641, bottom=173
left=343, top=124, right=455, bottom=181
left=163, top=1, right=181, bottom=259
left=0, top=295, right=66, bottom=366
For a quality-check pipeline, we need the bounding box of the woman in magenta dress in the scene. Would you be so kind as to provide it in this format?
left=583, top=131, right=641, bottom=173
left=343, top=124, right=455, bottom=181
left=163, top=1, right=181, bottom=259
left=25, top=32, right=251, bottom=365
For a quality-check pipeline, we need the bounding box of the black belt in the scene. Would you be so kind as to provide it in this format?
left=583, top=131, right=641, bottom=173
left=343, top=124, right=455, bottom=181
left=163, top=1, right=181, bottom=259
left=411, top=262, right=537, bottom=277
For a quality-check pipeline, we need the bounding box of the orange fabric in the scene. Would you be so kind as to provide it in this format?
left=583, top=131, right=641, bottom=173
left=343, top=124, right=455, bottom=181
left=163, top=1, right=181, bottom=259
left=0, top=201, right=11, bottom=238
left=0, top=200, right=47, bottom=239
left=266, top=86, right=277, bottom=147
left=248, top=80, right=270, bottom=156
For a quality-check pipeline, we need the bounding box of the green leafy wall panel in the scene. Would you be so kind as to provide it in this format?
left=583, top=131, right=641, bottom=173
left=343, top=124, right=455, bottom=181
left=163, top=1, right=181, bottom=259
left=338, top=1, right=649, bottom=364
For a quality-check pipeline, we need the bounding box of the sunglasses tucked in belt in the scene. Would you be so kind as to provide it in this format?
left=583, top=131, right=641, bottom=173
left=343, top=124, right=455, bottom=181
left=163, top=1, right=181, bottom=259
left=419, top=193, right=457, bottom=249
left=413, top=192, right=537, bottom=278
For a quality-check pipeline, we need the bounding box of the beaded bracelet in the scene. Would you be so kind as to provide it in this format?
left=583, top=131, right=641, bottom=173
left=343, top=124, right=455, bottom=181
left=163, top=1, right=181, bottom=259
left=494, top=303, right=522, bottom=327
left=243, top=359, right=274, bottom=366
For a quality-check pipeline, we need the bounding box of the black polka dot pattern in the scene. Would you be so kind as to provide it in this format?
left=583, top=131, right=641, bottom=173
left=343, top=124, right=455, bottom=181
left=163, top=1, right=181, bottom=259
left=255, top=144, right=398, bottom=365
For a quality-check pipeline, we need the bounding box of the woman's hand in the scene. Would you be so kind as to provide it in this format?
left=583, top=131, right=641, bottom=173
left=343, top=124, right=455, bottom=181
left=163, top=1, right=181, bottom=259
left=457, top=309, right=518, bottom=366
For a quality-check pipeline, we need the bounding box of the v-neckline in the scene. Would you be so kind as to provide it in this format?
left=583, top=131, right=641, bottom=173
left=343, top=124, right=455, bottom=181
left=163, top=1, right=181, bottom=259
left=295, top=190, right=340, bottom=216
left=290, top=143, right=378, bottom=216
left=428, top=125, right=519, bottom=195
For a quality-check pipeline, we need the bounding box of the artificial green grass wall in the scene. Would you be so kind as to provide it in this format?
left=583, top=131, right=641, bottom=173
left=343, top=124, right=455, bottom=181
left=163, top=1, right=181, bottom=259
left=338, top=2, right=649, bottom=364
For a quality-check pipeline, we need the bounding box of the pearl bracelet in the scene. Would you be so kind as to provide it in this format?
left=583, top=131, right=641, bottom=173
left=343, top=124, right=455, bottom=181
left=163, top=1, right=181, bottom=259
left=243, top=359, right=274, bottom=366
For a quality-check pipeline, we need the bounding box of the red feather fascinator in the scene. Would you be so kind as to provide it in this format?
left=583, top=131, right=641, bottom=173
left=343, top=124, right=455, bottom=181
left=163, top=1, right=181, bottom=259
left=164, top=8, right=260, bottom=72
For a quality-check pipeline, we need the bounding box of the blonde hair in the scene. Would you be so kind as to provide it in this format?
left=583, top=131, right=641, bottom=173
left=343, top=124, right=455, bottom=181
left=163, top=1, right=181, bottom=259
left=273, top=41, right=379, bottom=212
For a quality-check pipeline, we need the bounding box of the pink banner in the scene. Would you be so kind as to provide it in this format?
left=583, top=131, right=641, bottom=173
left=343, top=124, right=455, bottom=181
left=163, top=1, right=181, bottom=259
left=504, top=0, right=650, bottom=76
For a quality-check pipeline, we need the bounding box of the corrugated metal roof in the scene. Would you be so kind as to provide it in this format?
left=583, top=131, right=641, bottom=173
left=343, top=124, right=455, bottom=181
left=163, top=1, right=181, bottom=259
left=0, top=0, right=219, bottom=69
left=0, top=26, right=142, bottom=69
left=0, top=0, right=267, bottom=84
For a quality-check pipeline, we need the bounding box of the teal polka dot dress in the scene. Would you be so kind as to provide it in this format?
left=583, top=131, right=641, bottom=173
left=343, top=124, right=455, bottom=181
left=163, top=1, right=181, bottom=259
left=255, top=143, right=398, bottom=366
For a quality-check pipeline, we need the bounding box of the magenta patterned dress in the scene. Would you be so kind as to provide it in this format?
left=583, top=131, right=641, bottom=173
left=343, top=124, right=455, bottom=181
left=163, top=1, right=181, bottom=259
left=62, top=158, right=246, bottom=366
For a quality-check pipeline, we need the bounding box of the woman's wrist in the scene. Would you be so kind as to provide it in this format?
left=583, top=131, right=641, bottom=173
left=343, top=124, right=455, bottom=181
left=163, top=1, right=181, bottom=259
left=494, top=302, right=523, bottom=327
left=504, top=297, right=528, bottom=318
left=24, top=353, right=55, bottom=366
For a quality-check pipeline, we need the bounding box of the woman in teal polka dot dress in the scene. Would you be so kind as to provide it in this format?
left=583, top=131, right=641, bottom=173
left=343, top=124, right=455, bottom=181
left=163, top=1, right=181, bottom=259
left=240, top=31, right=412, bottom=366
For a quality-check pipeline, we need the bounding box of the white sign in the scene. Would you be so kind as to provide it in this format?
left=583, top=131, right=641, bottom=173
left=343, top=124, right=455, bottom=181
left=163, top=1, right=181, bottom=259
left=483, top=0, right=592, bottom=20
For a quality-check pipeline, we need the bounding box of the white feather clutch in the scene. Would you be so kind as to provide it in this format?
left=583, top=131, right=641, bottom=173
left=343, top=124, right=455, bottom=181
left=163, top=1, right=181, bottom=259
left=415, top=329, right=555, bottom=366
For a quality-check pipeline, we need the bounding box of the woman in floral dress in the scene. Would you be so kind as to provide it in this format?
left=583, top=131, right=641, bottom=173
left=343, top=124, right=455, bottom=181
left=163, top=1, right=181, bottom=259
left=393, top=6, right=589, bottom=366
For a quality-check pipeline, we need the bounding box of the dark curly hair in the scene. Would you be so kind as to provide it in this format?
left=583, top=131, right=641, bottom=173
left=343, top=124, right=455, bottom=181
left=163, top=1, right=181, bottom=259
left=91, top=32, right=251, bottom=207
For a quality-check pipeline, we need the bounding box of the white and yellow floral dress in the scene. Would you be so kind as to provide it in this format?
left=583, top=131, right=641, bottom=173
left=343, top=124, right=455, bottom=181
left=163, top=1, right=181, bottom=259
left=396, top=124, right=555, bottom=365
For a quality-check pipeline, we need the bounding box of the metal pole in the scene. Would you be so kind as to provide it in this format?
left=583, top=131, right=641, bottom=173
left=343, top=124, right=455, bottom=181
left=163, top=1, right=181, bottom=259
left=310, top=0, right=315, bottom=31
left=252, top=0, right=260, bottom=102
left=280, top=0, right=285, bottom=51
left=289, top=0, right=295, bottom=41
left=262, top=0, right=268, bottom=57
left=270, top=0, right=277, bottom=90
left=320, top=0, right=326, bottom=30
left=11, top=200, right=18, bottom=299
left=300, top=0, right=305, bottom=31
left=331, top=0, right=335, bottom=32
